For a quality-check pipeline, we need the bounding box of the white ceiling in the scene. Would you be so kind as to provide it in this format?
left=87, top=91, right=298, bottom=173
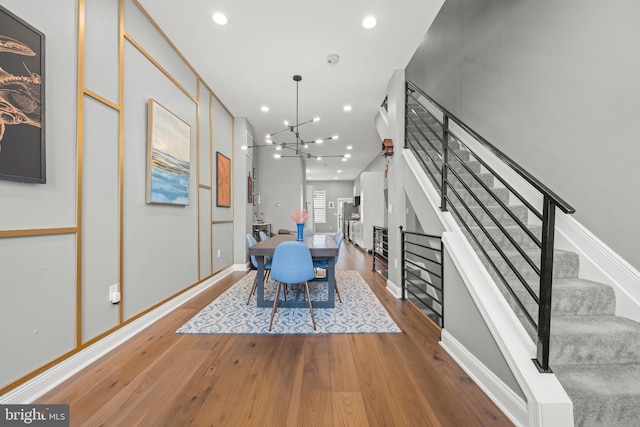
left=137, top=0, right=443, bottom=181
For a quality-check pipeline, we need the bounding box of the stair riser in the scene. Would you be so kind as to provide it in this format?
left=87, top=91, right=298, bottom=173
left=448, top=186, right=511, bottom=207
left=514, top=287, right=616, bottom=318
left=551, top=330, right=640, bottom=365
left=481, top=250, right=579, bottom=280
left=456, top=204, right=530, bottom=227
left=467, top=225, right=542, bottom=251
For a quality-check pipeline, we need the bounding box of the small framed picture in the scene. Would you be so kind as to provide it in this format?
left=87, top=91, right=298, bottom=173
left=328, top=201, right=335, bottom=209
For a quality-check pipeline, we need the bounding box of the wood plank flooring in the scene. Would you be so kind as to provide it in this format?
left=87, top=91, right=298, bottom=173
left=38, top=240, right=514, bottom=426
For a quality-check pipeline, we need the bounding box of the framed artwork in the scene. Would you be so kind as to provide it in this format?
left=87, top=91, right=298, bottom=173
left=216, top=151, right=231, bottom=207
left=0, top=5, right=46, bottom=183
left=247, top=173, right=252, bottom=204
left=146, top=99, right=191, bottom=205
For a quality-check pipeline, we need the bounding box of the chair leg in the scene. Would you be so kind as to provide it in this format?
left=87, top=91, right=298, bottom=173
left=269, top=281, right=282, bottom=331
left=247, top=274, right=258, bottom=305
left=334, top=279, right=343, bottom=303
left=303, top=281, right=316, bottom=330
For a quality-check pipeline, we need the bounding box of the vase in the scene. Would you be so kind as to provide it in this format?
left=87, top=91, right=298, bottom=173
left=296, top=223, right=304, bottom=241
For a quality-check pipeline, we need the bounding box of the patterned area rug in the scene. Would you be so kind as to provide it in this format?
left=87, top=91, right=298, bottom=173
left=177, top=270, right=402, bottom=334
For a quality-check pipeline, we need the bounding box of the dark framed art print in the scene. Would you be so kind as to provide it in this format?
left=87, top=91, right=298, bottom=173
left=0, top=5, right=46, bottom=183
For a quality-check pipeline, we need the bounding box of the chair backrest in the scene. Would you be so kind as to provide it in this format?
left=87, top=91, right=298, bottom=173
left=270, top=242, right=315, bottom=284
left=259, top=230, right=269, bottom=242
left=246, top=234, right=259, bottom=268
left=334, top=232, right=343, bottom=246
left=277, top=229, right=290, bottom=234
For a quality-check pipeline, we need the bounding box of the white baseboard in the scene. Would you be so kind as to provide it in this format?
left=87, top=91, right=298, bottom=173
left=233, top=262, right=250, bottom=272
left=555, top=213, right=640, bottom=323
left=0, top=267, right=234, bottom=404
left=386, top=278, right=401, bottom=298
left=441, top=330, right=528, bottom=427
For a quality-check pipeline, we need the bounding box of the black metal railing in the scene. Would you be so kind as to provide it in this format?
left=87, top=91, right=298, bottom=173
left=381, top=95, right=388, bottom=112
left=400, top=226, right=444, bottom=327
left=372, top=226, right=388, bottom=276
left=405, top=80, right=575, bottom=372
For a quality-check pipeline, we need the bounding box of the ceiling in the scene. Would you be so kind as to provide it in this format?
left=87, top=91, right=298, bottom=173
left=136, top=0, right=443, bottom=181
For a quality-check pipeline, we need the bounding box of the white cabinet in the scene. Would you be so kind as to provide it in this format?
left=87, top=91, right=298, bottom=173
left=358, top=171, right=384, bottom=252
left=351, top=221, right=363, bottom=247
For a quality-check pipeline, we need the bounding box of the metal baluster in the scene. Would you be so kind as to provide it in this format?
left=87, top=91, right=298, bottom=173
left=441, top=115, right=449, bottom=211
left=400, top=226, right=406, bottom=300
left=535, top=195, right=556, bottom=373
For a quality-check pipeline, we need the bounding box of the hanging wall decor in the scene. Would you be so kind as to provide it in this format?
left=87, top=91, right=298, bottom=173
left=146, top=99, right=191, bottom=205
left=216, top=151, right=231, bottom=207
left=0, top=5, right=46, bottom=183
left=248, top=173, right=253, bottom=204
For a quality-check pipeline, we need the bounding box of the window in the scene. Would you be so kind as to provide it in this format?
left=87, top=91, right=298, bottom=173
left=313, top=190, right=326, bottom=224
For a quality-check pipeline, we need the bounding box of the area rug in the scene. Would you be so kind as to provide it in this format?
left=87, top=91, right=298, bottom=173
left=177, top=270, right=402, bottom=334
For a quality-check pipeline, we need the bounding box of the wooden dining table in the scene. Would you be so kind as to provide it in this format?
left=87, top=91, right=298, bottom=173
left=248, top=234, right=339, bottom=308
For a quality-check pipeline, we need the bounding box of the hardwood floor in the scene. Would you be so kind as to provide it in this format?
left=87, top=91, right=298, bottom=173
left=38, top=240, right=514, bottom=426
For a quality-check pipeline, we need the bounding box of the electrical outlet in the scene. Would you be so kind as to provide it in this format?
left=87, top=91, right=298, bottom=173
left=109, top=284, right=120, bottom=304
left=394, top=259, right=398, bottom=269
left=217, top=249, right=221, bottom=258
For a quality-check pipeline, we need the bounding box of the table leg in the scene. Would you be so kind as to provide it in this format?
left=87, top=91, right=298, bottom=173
left=327, top=257, right=335, bottom=308
left=256, top=256, right=265, bottom=306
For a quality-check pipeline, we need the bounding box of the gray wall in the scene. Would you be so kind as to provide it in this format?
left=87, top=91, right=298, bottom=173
left=257, top=153, right=305, bottom=233
left=309, top=181, right=354, bottom=233
left=0, top=0, right=235, bottom=392
left=406, top=0, right=640, bottom=272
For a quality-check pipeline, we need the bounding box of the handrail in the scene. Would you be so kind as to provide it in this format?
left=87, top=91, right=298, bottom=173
left=406, top=81, right=575, bottom=215
left=405, top=80, right=576, bottom=373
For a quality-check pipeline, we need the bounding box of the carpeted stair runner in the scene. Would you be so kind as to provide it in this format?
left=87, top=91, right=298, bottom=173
left=406, top=101, right=640, bottom=426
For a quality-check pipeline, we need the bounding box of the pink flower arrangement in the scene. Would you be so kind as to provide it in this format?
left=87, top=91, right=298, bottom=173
left=290, top=208, right=309, bottom=224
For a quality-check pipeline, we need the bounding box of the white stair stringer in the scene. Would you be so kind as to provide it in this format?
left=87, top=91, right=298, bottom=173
left=404, top=148, right=574, bottom=427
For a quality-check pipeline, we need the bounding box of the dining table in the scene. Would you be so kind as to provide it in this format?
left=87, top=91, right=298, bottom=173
left=248, top=234, right=339, bottom=308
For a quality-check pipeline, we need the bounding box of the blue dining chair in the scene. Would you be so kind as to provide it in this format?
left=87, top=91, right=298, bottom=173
left=313, top=237, right=343, bottom=303
left=259, top=230, right=269, bottom=242
left=246, top=234, right=272, bottom=305
left=269, top=241, right=317, bottom=331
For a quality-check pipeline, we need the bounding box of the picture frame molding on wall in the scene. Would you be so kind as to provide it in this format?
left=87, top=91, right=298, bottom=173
left=146, top=98, right=192, bottom=206
left=216, top=151, right=231, bottom=207
left=0, top=4, right=46, bottom=184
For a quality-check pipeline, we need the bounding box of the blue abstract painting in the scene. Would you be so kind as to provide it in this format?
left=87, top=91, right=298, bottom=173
left=146, top=99, right=191, bottom=205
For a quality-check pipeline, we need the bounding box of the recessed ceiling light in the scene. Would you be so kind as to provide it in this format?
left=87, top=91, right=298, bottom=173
left=212, top=12, right=228, bottom=26
left=332, top=135, right=339, bottom=140
left=342, top=158, right=347, bottom=162
left=338, top=170, right=342, bottom=173
left=265, top=138, right=273, bottom=144
left=306, top=169, right=310, bottom=173
left=284, top=120, right=289, bottom=126
left=313, top=117, right=320, bottom=122
left=275, top=146, right=282, bottom=151
left=344, top=153, right=351, bottom=158
left=334, top=177, right=338, bottom=180
left=274, top=154, right=281, bottom=158
left=241, top=145, right=247, bottom=150
left=343, top=105, right=352, bottom=112
left=362, top=16, right=377, bottom=29
left=317, top=157, right=322, bottom=161
left=347, top=145, right=353, bottom=150
left=315, top=139, right=323, bottom=144
left=261, top=105, right=269, bottom=112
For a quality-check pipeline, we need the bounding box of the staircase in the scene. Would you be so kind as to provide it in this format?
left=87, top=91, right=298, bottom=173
left=406, top=94, right=640, bottom=426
